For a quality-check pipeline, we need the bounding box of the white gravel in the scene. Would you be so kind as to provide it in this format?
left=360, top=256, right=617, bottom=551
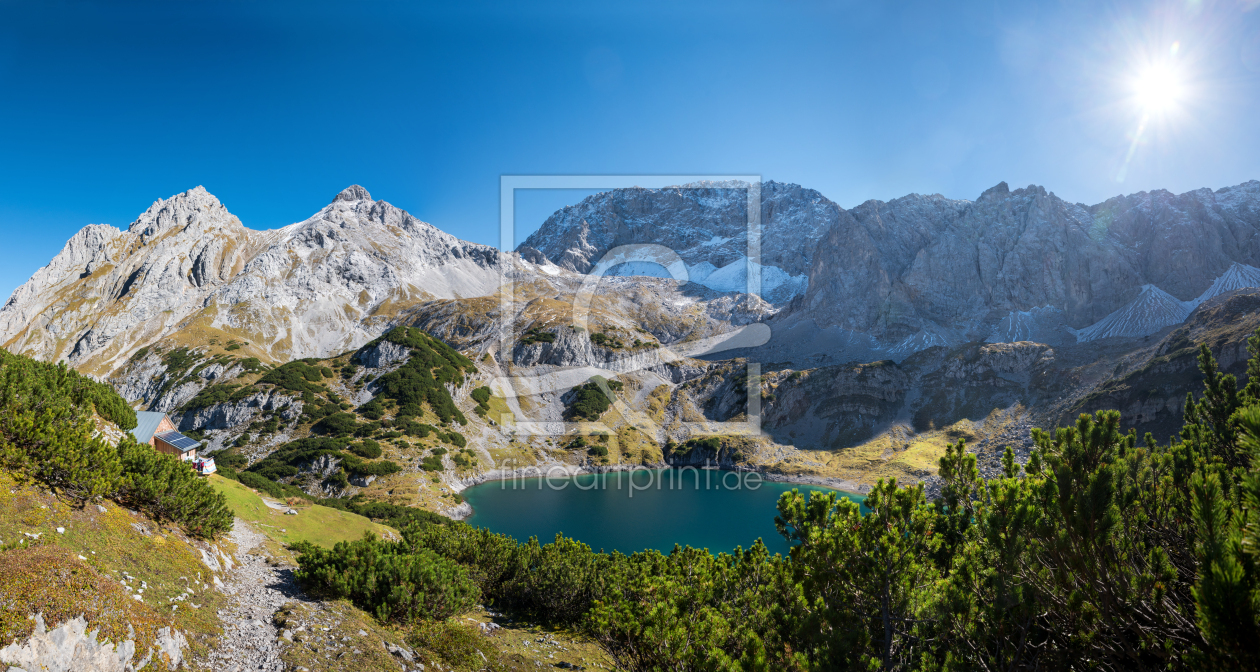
left=194, top=519, right=304, bottom=672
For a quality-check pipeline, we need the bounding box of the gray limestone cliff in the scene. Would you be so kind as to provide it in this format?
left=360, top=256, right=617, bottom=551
left=0, top=185, right=504, bottom=376
left=804, top=180, right=1260, bottom=348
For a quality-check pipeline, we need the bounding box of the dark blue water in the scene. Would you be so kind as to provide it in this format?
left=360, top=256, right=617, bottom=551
left=462, top=468, right=865, bottom=555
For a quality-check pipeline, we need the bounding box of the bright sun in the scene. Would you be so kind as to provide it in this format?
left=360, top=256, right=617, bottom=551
left=1133, top=64, right=1183, bottom=113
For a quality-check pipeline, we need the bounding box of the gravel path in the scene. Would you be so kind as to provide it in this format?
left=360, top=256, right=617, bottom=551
left=259, top=497, right=289, bottom=511
left=196, top=519, right=305, bottom=672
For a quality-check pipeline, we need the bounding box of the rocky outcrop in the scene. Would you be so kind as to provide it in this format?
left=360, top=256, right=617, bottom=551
left=0, top=614, right=187, bottom=672
left=0, top=185, right=505, bottom=376
left=762, top=341, right=1061, bottom=449
left=805, top=180, right=1260, bottom=349
left=764, top=361, right=914, bottom=448
left=517, top=181, right=834, bottom=304
left=510, top=326, right=671, bottom=372
left=664, top=442, right=749, bottom=468
left=1063, top=289, right=1260, bottom=440
left=907, top=342, right=1058, bottom=432
left=300, top=454, right=342, bottom=479
left=356, top=339, right=410, bottom=369
left=110, top=351, right=170, bottom=405
left=438, top=501, right=473, bottom=519
left=176, top=389, right=297, bottom=432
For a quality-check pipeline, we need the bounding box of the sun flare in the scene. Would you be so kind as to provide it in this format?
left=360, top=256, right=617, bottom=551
left=1132, top=63, right=1183, bottom=113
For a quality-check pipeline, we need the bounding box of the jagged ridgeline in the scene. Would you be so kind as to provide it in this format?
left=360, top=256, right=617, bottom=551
left=0, top=348, right=231, bottom=538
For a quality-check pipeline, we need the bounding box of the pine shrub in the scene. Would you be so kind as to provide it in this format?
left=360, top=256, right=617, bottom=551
left=295, top=534, right=478, bottom=623
left=0, top=349, right=230, bottom=538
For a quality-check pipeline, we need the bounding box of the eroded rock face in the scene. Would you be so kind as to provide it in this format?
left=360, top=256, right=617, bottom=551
left=517, top=181, right=834, bottom=303
left=0, top=185, right=504, bottom=376
left=357, top=340, right=410, bottom=369
left=764, top=361, right=914, bottom=448
left=805, top=180, right=1260, bottom=345
left=110, top=350, right=170, bottom=406
left=0, top=614, right=186, bottom=672
left=176, top=388, right=295, bottom=432
left=762, top=341, right=1062, bottom=449
left=510, top=327, right=673, bottom=372
left=301, top=454, right=341, bottom=479
left=1060, top=289, right=1260, bottom=440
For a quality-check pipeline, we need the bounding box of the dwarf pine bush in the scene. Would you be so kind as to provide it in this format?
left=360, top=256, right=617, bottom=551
left=0, top=349, right=231, bottom=539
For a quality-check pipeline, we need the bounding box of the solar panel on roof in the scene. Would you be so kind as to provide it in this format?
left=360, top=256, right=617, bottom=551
left=156, top=431, right=201, bottom=452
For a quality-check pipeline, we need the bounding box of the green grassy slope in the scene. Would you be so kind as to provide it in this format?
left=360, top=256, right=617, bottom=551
left=208, top=474, right=396, bottom=548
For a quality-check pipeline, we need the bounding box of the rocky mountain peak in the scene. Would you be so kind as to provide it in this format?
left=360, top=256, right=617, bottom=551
left=978, top=181, right=1009, bottom=201
left=126, top=186, right=231, bottom=238
left=804, top=179, right=1260, bottom=352
left=334, top=185, right=373, bottom=203
left=516, top=180, right=836, bottom=304
left=0, top=183, right=506, bottom=374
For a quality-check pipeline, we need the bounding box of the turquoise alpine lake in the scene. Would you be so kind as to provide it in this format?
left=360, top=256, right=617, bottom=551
left=462, top=468, right=866, bottom=555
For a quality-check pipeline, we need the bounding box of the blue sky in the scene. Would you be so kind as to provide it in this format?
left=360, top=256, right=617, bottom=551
left=1, top=0, right=1258, bottom=301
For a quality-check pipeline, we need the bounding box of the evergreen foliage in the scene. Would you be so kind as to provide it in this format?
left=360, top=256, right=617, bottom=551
left=0, top=349, right=230, bottom=538
left=0, top=352, right=124, bottom=499
left=519, top=328, right=556, bottom=346
left=567, top=376, right=624, bottom=421
left=156, top=347, right=262, bottom=400
left=452, top=449, right=477, bottom=469
left=358, top=326, right=472, bottom=426
left=0, top=349, right=136, bottom=430
left=115, top=436, right=233, bottom=538
left=357, top=398, right=385, bottom=420
left=471, top=385, right=492, bottom=417
left=245, top=436, right=398, bottom=481
left=312, top=412, right=360, bottom=436
left=219, top=469, right=309, bottom=500
left=349, top=439, right=382, bottom=459
left=258, top=359, right=328, bottom=395
left=319, top=495, right=453, bottom=530
left=179, top=383, right=255, bottom=413
left=292, top=330, right=1260, bottom=670
left=395, top=417, right=435, bottom=438
left=589, top=332, right=623, bottom=349
left=294, top=534, right=478, bottom=623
